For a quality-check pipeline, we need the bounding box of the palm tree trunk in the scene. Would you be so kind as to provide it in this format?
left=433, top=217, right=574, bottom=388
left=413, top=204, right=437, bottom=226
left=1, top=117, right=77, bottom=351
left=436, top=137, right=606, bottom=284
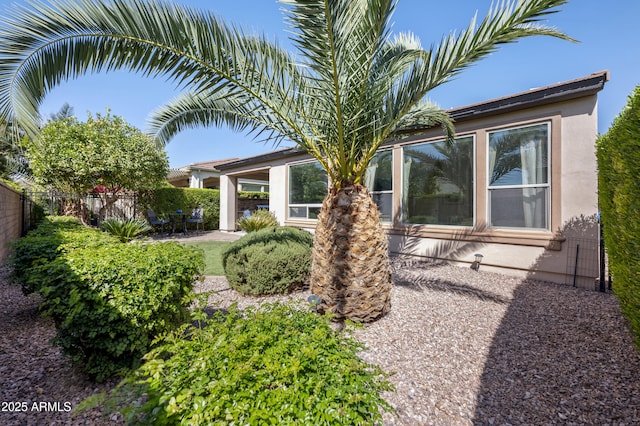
left=311, top=183, right=392, bottom=322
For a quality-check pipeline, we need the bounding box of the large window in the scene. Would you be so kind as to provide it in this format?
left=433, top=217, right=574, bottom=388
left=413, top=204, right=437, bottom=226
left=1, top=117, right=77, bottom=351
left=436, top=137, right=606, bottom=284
left=364, top=150, right=393, bottom=222
left=488, top=122, right=549, bottom=229
left=288, top=154, right=393, bottom=221
left=288, top=161, right=328, bottom=219
left=402, top=136, right=474, bottom=226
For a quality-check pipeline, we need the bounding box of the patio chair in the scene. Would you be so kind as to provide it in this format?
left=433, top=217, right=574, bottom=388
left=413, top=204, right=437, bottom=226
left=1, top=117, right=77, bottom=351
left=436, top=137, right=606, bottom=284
left=187, top=208, right=204, bottom=235
left=147, top=209, right=169, bottom=232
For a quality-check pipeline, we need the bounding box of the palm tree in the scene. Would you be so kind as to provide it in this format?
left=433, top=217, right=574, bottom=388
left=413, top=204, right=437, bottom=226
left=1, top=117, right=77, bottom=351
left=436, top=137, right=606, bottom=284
left=0, top=0, right=573, bottom=322
left=0, top=120, right=29, bottom=179
left=48, top=102, right=75, bottom=123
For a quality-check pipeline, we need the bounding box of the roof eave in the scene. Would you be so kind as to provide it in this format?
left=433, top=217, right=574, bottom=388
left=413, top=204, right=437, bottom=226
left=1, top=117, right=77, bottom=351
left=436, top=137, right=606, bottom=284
left=450, top=70, right=609, bottom=122
left=215, top=147, right=304, bottom=171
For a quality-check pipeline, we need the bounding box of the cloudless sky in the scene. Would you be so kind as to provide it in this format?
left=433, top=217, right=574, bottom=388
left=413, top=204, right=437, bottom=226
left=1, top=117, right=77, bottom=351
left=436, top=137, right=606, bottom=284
left=1, top=0, right=638, bottom=168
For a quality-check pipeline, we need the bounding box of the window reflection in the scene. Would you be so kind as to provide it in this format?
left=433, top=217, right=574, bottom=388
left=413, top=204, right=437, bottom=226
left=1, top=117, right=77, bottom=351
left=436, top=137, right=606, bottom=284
left=402, top=137, right=474, bottom=226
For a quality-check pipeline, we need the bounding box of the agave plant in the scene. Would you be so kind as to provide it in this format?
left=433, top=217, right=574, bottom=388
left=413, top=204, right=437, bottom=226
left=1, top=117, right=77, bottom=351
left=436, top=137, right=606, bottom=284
left=0, top=0, right=573, bottom=321
left=100, top=218, right=152, bottom=243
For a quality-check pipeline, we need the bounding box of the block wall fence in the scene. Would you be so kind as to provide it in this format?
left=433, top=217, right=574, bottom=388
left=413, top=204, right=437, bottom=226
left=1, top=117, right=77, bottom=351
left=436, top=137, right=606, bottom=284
left=0, top=181, right=21, bottom=264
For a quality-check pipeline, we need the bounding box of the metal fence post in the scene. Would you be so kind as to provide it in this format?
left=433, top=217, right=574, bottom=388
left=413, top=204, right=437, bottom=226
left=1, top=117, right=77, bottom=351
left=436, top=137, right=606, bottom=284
left=20, top=188, right=26, bottom=236
left=599, top=213, right=606, bottom=293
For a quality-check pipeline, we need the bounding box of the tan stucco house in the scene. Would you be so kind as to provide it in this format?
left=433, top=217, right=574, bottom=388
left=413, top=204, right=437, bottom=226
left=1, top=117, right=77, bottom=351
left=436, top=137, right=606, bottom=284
left=215, top=71, right=609, bottom=289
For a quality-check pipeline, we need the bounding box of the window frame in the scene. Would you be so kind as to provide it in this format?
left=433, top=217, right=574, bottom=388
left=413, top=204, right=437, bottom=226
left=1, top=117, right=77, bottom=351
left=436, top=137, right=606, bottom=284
left=400, top=134, right=476, bottom=227
left=287, top=159, right=328, bottom=221
left=486, top=121, right=551, bottom=231
left=365, top=149, right=394, bottom=223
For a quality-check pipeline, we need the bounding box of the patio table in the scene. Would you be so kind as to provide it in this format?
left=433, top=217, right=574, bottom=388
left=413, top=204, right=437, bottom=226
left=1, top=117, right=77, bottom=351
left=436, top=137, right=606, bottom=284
left=169, top=213, right=188, bottom=234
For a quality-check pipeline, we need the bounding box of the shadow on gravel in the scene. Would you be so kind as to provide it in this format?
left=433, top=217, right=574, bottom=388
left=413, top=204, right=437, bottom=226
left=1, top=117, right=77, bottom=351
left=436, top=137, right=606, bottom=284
left=393, top=272, right=510, bottom=305
left=473, top=280, right=640, bottom=424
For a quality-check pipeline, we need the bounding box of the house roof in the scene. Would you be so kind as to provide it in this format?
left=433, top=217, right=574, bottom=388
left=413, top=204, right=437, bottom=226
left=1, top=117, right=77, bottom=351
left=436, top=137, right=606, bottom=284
left=167, top=157, right=241, bottom=180
left=215, top=147, right=302, bottom=171
left=216, top=70, right=609, bottom=171
left=447, top=69, right=609, bottom=122
left=178, top=158, right=240, bottom=171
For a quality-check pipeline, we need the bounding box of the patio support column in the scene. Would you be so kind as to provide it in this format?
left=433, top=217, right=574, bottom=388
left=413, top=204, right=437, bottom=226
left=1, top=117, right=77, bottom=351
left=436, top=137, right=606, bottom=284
left=190, top=171, right=203, bottom=188
left=269, top=166, right=285, bottom=225
left=219, top=174, right=238, bottom=231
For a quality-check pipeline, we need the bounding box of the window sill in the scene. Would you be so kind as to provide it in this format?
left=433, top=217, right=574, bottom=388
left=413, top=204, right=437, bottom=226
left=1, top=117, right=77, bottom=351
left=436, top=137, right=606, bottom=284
left=285, top=220, right=560, bottom=248
left=284, top=219, right=318, bottom=228
left=387, top=224, right=556, bottom=248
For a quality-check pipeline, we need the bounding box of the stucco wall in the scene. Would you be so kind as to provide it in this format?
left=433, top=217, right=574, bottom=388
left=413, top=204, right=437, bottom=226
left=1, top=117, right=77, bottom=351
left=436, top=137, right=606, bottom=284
left=559, top=97, right=599, bottom=220
left=0, top=182, right=22, bottom=264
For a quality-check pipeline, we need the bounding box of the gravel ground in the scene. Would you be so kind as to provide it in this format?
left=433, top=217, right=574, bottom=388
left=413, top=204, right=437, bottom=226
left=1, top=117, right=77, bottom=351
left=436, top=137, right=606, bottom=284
left=2, top=256, right=640, bottom=425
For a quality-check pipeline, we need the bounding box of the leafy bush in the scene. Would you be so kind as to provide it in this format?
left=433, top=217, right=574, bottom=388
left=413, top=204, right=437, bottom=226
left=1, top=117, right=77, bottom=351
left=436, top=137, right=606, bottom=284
left=10, top=216, right=118, bottom=294
left=0, top=177, right=22, bottom=192
left=99, top=303, right=394, bottom=425
left=238, top=190, right=269, bottom=199
left=142, top=187, right=219, bottom=230
left=10, top=216, right=204, bottom=381
left=222, top=227, right=313, bottom=295
left=597, top=85, right=640, bottom=347
left=100, top=218, right=152, bottom=242
left=236, top=209, right=279, bottom=232
left=36, top=241, right=204, bottom=381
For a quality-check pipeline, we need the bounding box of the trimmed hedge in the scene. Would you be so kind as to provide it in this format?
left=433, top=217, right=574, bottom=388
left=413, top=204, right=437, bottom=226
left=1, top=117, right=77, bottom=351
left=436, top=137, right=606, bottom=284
left=222, top=227, right=313, bottom=295
left=143, top=187, right=220, bottom=230
left=238, top=190, right=269, bottom=199
left=10, top=216, right=120, bottom=294
left=100, top=303, right=394, bottom=425
left=596, top=85, right=640, bottom=348
left=10, top=216, right=204, bottom=381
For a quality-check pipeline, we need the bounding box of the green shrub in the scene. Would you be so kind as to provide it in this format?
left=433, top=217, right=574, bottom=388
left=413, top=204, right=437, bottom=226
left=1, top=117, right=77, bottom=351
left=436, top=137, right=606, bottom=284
left=100, top=218, right=152, bottom=242
left=0, top=177, right=23, bottom=192
left=238, top=190, right=269, bottom=199
left=236, top=209, right=279, bottom=232
left=10, top=216, right=118, bottom=294
left=597, top=85, right=640, bottom=348
left=222, top=227, right=313, bottom=295
left=36, top=241, right=204, bottom=381
left=142, top=187, right=219, bottom=230
left=10, top=216, right=204, bottom=381
left=99, top=303, right=394, bottom=425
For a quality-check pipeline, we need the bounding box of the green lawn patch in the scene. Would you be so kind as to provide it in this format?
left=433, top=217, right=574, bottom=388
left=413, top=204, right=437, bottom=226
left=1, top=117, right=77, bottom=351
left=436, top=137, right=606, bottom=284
left=184, top=241, right=231, bottom=276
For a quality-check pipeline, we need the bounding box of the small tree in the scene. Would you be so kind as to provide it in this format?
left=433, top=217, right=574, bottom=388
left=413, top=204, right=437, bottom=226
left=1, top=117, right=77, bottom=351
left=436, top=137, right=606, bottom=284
left=25, top=111, right=168, bottom=221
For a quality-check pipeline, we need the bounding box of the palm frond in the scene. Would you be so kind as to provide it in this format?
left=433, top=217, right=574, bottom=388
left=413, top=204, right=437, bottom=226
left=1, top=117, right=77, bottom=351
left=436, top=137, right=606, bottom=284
left=0, top=0, right=574, bottom=188
left=393, top=100, right=455, bottom=141
left=148, top=88, right=296, bottom=148
left=408, top=0, right=574, bottom=101
left=352, top=0, right=573, bottom=168
left=0, top=0, right=310, bottom=143
left=280, top=0, right=397, bottom=181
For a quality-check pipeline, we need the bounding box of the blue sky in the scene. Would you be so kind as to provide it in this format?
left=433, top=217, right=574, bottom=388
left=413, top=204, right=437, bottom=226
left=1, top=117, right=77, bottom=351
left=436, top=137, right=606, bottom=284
left=1, top=0, right=637, bottom=168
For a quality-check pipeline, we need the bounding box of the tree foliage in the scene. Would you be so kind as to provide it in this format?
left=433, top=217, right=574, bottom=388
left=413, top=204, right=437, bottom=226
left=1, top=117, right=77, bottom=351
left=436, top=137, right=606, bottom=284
left=0, top=121, right=14, bottom=179
left=25, top=111, right=168, bottom=219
